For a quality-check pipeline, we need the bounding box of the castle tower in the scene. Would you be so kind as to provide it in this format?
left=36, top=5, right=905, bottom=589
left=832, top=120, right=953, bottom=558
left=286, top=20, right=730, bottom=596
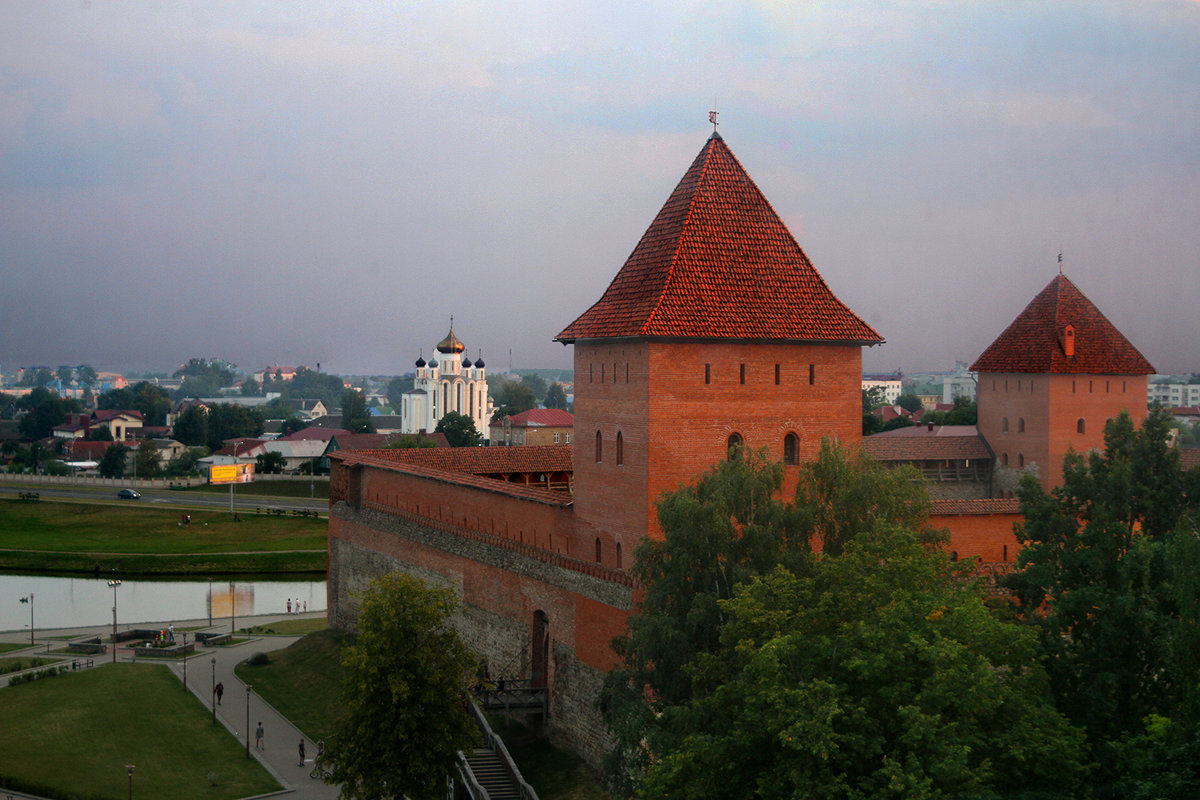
left=971, top=273, right=1153, bottom=492
left=557, top=133, right=883, bottom=565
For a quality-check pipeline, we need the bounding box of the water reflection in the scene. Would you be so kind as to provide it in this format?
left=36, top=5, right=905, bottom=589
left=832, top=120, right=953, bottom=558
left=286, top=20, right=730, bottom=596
left=0, top=574, right=326, bottom=633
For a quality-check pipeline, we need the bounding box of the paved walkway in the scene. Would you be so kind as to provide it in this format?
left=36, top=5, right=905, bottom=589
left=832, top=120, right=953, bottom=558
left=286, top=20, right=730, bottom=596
left=0, top=613, right=341, bottom=800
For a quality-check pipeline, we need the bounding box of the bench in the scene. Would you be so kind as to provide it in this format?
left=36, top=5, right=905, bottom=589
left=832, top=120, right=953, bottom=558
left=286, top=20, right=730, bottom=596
left=18, top=491, right=40, bottom=500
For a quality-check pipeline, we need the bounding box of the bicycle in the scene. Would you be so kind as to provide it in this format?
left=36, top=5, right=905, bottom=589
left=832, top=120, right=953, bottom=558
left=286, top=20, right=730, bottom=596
left=309, top=760, right=332, bottom=781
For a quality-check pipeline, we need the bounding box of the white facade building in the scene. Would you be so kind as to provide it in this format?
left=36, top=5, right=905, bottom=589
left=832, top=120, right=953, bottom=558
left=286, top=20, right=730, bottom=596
left=1149, top=378, right=1200, bottom=408
left=400, top=324, right=493, bottom=438
left=862, top=375, right=903, bottom=406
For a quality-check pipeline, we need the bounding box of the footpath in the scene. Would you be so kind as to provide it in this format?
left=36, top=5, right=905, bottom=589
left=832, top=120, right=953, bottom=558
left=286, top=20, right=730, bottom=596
left=0, top=612, right=341, bottom=800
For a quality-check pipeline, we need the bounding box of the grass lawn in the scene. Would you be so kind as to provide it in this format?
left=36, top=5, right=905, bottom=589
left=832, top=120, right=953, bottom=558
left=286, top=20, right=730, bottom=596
left=0, top=663, right=279, bottom=800
left=0, top=500, right=327, bottom=574
left=238, top=631, right=612, bottom=799
left=0, top=642, right=30, bottom=654
left=235, top=628, right=350, bottom=743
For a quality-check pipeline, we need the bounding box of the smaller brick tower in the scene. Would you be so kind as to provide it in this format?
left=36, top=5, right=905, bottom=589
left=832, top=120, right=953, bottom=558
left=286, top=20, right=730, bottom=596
left=972, top=273, right=1154, bottom=492
left=557, top=132, right=882, bottom=563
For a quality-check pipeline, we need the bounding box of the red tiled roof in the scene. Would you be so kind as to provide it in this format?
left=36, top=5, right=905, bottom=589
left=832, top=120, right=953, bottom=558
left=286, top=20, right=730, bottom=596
left=357, top=445, right=573, bottom=475
left=864, top=427, right=993, bottom=462
left=503, top=409, right=575, bottom=428
left=556, top=133, right=882, bottom=345
left=930, top=498, right=1021, bottom=516
left=1180, top=448, right=1200, bottom=471
left=971, top=274, right=1153, bottom=375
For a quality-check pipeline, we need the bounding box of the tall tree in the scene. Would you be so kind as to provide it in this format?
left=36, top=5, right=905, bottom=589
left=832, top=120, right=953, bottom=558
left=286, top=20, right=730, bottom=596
left=134, top=440, right=161, bottom=478
left=326, top=572, right=477, bottom=800
left=256, top=450, right=286, bottom=474
left=17, top=387, right=68, bottom=440
left=340, top=389, right=376, bottom=434
left=98, top=443, right=127, bottom=478
left=75, top=364, right=98, bottom=388
left=172, top=405, right=209, bottom=448
left=205, top=403, right=264, bottom=450
left=56, top=365, right=74, bottom=385
left=544, top=382, right=568, bottom=410
left=1006, top=408, right=1200, bottom=797
left=435, top=411, right=482, bottom=447
left=490, top=377, right=536, bottom=419
left=519, top=372, right=548, bottom=402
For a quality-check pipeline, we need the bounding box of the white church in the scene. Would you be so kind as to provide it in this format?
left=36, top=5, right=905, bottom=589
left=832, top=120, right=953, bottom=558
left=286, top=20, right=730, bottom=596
left=400, top=322, right=493, bottom=439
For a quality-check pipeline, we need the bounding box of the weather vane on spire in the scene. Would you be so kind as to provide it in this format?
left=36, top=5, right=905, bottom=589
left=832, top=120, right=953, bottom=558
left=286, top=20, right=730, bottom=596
left=1058, top=251, right=1063, bottom=274
left=709, top=108, right=719, bottom=132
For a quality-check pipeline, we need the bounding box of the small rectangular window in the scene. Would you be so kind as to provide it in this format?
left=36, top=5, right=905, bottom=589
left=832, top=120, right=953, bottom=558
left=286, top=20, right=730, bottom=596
left=808, top=364, right=815, bottom=385
left=705, top=364, right=711, bottom=384
left=739, top=364, right=746, bottom=385
left=774, top=364, right=780, bottom=385
left=589, top=363, right=594, bottom=383
left=554, top=433, right=560, bottom=444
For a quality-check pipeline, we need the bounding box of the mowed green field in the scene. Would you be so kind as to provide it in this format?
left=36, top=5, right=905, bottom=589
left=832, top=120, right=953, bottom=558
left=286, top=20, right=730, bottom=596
left=0, top=500, right=327, bottom=574
left=0, top=664, right=279, bottom=800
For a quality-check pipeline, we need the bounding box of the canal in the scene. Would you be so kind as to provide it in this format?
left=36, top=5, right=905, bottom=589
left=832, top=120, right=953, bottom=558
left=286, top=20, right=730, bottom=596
left=1, top=574, right=326, bottom=633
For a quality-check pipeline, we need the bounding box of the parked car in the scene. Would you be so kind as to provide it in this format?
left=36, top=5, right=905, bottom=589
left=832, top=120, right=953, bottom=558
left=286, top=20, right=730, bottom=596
left=117, top=489, right=141, bottom=500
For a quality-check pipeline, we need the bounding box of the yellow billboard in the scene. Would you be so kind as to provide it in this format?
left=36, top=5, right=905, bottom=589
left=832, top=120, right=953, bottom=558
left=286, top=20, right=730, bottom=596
left=210, top=463, right=255, bottom=485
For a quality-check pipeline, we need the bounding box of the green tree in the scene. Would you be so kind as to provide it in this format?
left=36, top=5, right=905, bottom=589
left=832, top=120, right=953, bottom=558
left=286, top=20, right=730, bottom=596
left=173, top=357, right=238, bottom=398
left=17, top=387, right=69, bottom=439
left=544, top=382, right=568, bottom=410
left=921, top=396, right=978, bottom=426
left=165, top=446, right=208, bottom=477
left=240, top=377, right=261, bottom=397
left=281, top=367, right=345, bottom=407
left=56, top=365, right=74, bottom=385
left=256, top=450, right=287, bottom=474
left=326, top=572, right=478, bottom=800
left=75, top=364, right=98, bottom=389
left=340, top=389, right=376, bottom=434
left=205, top=403, right=264, bottom=450
left=98, top=443, right=127, bottom=478
left=601, top=442, right=934, bottom=791
left=172, top=405, right=209, bottom=447
left=435, top=411, right=483, bottom=447
left=134, top=440, right=161, bottom=478
left=896, top=392, right=923, bottom=413
left=519, top=372, right=548, bottom=403
left=279, top=416, right=309, bottom=437
left=1006, top=409, right=1200, bottom=797
left=639, top=533, right=1087, bottom=800
left=490, top=377, right=536, bottom=419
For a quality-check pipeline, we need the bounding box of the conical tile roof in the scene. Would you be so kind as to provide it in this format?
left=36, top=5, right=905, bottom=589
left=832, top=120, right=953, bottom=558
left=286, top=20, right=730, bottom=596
left=971, top=274, right=1153, bottom=375
left=556, top=133, right=882, bottom=345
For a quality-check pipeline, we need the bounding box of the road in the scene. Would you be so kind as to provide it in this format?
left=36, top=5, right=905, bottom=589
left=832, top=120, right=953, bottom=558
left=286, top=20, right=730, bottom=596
left=3, top=481, right=328, bottom=516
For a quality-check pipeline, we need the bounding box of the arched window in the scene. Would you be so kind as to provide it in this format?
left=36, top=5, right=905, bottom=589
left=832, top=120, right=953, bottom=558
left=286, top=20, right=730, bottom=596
left=442, top=381, right=450, bottom=415
left=1018, top=453, right=1025, bottom=467
left=616, top=542, right=623, bottom=569
left=1002, top=417, right=1009, bottom=432
left=1077, top=418, right=1086, bottom=434
left=1002, top=452, right=1009, bottom=466
left=595, top=431, right=602, bottom=463
left=783, top=433, right=799, bottom=465
left=1018, top=418, right=1025, bottom=433
left=595, top=537, right=602, bottom=563
left=727, top=433, right=744, bottom=461
left=616, top=431, right=624, bottom=466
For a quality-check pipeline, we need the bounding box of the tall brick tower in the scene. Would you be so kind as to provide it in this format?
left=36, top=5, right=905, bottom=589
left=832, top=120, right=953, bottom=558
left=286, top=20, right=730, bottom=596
left=972, top=273, right=1154, bottom=492
left=557, top=132, right=883, bottom=566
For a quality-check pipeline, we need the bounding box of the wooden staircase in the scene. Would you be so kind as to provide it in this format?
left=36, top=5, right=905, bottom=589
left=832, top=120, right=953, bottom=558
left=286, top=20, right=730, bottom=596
left=465, top=746, right=522, bottom=800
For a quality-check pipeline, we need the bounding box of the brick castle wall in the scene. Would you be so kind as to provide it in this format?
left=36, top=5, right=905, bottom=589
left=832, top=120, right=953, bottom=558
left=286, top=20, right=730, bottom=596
left=328, top=501, right=634, bottom=768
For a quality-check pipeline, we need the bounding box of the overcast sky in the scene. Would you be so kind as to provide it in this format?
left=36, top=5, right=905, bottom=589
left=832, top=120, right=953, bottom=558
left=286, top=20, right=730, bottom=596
left=2, top=1, right=1198, bottom=379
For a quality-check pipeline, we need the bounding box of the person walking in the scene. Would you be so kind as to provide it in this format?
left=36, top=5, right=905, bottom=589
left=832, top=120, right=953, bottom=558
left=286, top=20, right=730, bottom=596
left=298, top=738, right=306, bottom=766
left=287, top=598, right=292, bottom=614
left=256, top=722, right=265, bottom=751
left=215, top=681, right=224, bottom=705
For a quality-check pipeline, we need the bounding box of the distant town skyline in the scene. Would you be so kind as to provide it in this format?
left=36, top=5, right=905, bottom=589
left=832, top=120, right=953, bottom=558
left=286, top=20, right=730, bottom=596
left=3, top=2, right=1198, bottom=376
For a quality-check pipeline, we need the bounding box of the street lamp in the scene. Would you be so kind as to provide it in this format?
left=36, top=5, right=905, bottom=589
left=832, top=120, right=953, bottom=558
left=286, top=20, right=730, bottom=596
left=125, top=763, right=134, bottom=800
left=230, top=581, right=236, bottom=635
left=18, top=593, right=33, bottom=646
left=182, top=631, right=188, bottom=689
left=245, top=685, right=252, bottom=759
left=211, top=657, right=217, bottom=726
left=107, top=580, right=121, bottom=663
left=208, top=578, right=213, bottom=627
